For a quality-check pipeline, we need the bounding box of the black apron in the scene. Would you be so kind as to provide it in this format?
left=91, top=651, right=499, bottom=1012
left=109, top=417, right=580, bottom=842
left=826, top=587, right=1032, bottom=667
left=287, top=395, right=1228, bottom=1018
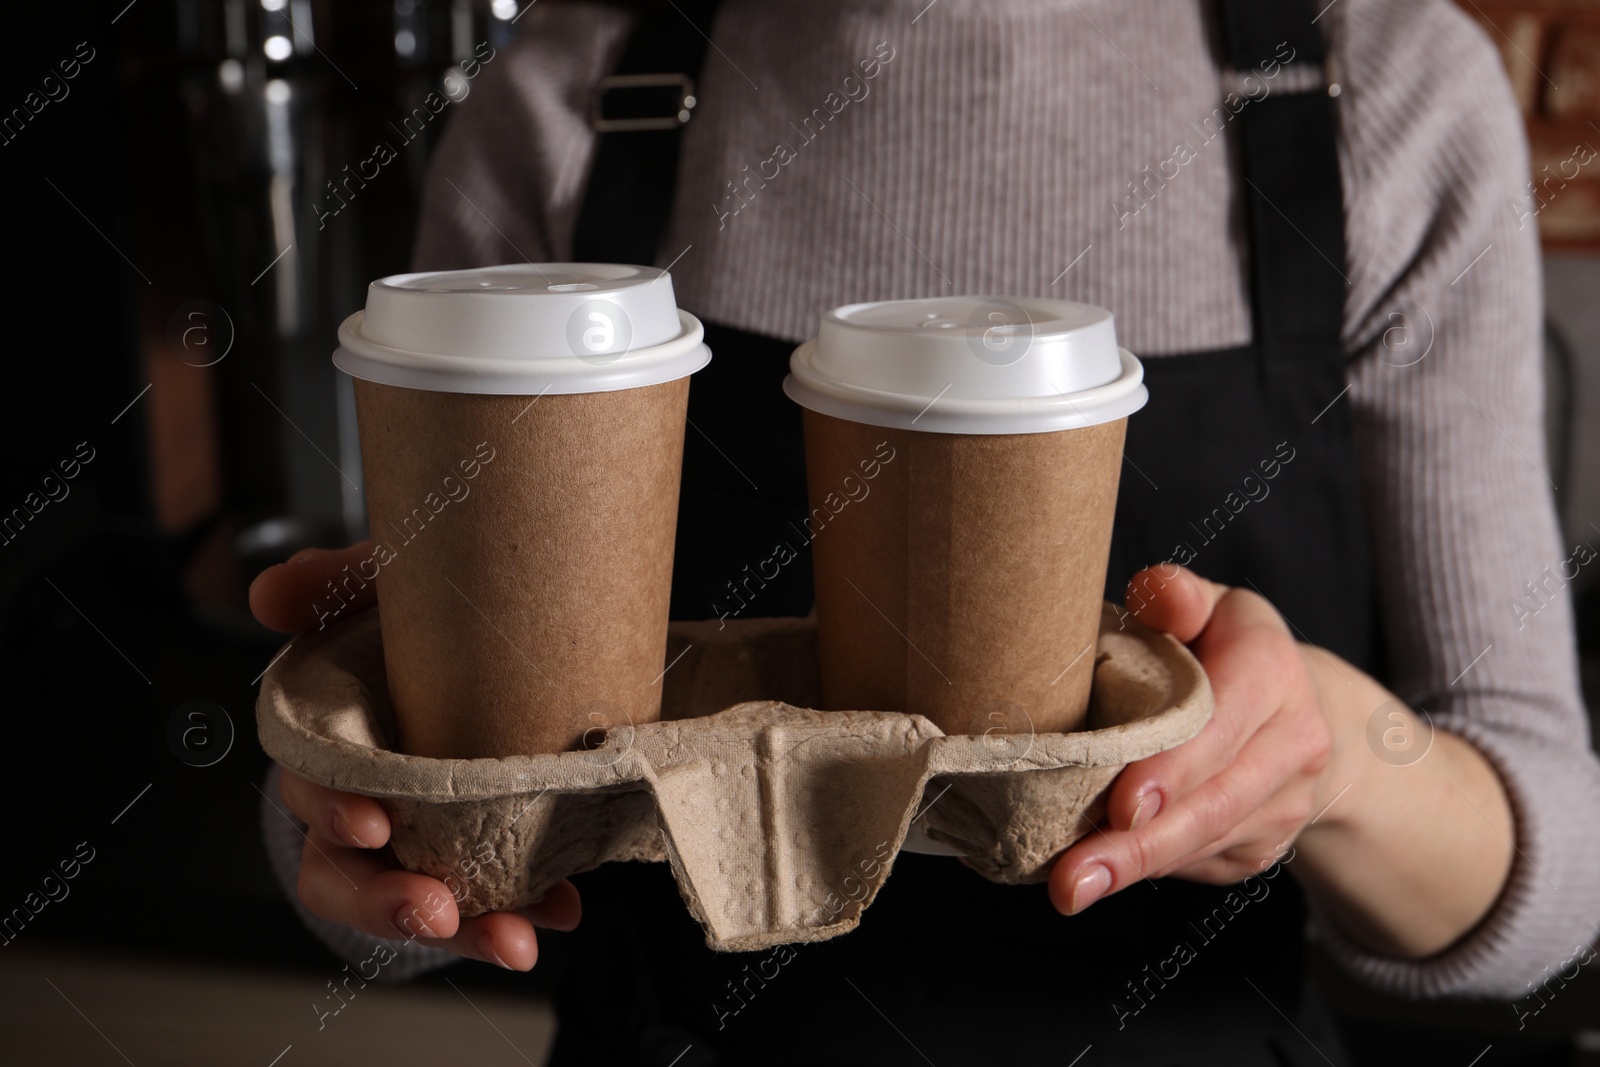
left=546, top=2, right=1381, bottom=1063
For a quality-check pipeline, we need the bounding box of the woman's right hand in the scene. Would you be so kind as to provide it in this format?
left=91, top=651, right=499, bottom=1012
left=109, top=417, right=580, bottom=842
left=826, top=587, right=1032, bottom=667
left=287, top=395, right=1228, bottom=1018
left=252, top=544, right=581, bottom=970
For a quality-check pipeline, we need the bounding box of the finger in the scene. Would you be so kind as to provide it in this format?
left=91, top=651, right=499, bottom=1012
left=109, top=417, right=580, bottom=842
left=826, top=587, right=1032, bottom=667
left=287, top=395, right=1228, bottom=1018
left=1155, top=786, right=1308, bottom=883
left=298, top=830, right=461, bottom=942
left=250, top=541, right=378, bottom=633
left=407, top=880, right=582, bottom=969
left=1123, top=565, right=1228, bottom=643
left=297, top=828, right=563, bottom=970
left=448, top=911, right=541, bottom=971
left=1051, top=711, right=1310, bottom=914
left=521, top=879, right=582, bottom=932
left=1104, top=609, right=1303, bottom=832
left=280, top=771, right=392, bottom=850
left=1160, top=849, right=1289, bottom=888
left=1186, top=584, right=1297, bottom=668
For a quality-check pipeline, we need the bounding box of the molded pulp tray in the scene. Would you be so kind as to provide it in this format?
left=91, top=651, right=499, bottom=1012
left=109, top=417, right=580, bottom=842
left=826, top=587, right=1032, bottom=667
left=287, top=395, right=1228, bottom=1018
left=257, top=604, right=1211, bottom=951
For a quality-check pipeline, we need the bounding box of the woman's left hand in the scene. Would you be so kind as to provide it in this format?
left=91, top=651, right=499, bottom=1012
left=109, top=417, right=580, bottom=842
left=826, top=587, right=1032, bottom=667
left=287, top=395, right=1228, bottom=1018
left=1049, top=564, right=1335, bottom=914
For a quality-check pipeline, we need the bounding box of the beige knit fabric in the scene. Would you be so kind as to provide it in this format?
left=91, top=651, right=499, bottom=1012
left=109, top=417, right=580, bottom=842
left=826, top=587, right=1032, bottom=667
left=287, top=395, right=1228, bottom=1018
left=269, top=0, right=1600, bottom=998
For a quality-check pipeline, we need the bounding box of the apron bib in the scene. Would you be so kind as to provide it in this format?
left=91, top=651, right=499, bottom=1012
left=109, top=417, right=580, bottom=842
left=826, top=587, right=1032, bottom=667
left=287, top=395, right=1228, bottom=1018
left=547, top=3, right=1378, bottom=1062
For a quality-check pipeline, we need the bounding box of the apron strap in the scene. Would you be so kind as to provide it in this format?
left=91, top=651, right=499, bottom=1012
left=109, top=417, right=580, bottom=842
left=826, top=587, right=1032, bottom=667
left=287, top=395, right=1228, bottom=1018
left=571, top=0, right=723, bottom=264
left=1213, top=0, right=1349, bottom=363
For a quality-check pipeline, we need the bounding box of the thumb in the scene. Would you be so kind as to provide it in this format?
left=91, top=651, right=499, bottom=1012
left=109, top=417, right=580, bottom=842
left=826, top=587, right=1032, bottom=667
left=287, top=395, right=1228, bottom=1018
left=249, top=541, right=378, bottom=633
left=1123, top=564, right=1228, bottom=644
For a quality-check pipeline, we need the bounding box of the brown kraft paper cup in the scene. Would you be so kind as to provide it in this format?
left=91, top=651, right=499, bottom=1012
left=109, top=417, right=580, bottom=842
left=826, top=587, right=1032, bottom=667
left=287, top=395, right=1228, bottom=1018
left=354, top=377, right=689, bottom=757
left=806, top=412, right=1120, bottom=739
left=803, top=408, right=1127, bottom=737
left=786, top=297, right=1145, bottom=737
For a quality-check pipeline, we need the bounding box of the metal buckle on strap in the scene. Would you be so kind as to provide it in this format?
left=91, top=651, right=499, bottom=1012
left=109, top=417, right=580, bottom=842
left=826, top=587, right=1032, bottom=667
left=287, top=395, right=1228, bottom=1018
left=1220, top=57, right=1341, bottom=98
left=591, top=73, right=698, bottom=132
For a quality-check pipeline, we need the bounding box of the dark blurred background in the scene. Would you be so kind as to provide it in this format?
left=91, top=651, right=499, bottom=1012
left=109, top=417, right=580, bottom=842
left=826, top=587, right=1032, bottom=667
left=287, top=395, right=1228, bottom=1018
left=0, top=1, right=1597, bottom=1064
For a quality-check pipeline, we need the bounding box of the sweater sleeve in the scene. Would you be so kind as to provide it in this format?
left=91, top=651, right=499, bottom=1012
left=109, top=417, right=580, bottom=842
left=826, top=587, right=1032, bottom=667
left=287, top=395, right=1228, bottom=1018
left=259, top=764, right=459, bottom=981
left=1315, top=0, right=1600, bottom=997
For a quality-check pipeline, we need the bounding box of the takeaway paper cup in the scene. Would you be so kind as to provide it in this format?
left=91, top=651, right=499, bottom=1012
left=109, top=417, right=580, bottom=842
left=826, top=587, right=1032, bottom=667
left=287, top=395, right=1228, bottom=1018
left=784, top=296, right=1146, bottom=736
left=334, top=263, right=709, bottom=757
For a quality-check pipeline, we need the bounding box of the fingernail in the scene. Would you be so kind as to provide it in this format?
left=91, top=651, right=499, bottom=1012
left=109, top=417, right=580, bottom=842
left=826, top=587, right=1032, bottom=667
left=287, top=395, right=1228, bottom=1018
left=1129, top=790, right=1161, bottom=831
left=331, top=811, right=365, bottom=848
left=487, top=945, right=514, bottom=971
left=1070, top=865, right=1112, bottom=914
left=392, top=906, right=438, bottom=939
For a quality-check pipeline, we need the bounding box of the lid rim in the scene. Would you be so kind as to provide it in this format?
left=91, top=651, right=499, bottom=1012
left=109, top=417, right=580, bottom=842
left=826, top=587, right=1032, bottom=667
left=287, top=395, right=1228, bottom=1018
left=335, top=308, right=711, bottom=395
left=784, top=343, right=1148, bottom=435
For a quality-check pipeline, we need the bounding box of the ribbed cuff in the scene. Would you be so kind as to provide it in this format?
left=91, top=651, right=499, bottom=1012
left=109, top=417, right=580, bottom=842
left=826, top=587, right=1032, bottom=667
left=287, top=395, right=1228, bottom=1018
left=1310, top=720, right=1600, bottom=998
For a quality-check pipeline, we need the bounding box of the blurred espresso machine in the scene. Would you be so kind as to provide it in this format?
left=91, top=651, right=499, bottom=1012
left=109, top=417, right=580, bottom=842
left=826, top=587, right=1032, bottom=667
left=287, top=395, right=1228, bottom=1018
left=170, top=0, right=522, bottom=585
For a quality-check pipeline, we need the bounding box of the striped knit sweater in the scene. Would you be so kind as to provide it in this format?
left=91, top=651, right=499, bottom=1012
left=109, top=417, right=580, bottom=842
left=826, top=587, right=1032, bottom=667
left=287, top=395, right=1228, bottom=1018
left=265, top=0, right=1600, bottom=999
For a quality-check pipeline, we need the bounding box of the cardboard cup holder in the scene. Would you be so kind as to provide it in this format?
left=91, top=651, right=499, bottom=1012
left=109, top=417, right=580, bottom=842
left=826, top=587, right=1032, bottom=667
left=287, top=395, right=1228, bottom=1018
left=257, top=604, right=1211, bottom=952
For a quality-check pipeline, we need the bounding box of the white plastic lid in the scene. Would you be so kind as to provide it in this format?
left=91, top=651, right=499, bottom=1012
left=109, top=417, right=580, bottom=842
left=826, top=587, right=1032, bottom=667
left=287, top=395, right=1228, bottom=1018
left=333, top=263, right=711, bottom=395
left=784, top=296, right=1147, bottom=434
